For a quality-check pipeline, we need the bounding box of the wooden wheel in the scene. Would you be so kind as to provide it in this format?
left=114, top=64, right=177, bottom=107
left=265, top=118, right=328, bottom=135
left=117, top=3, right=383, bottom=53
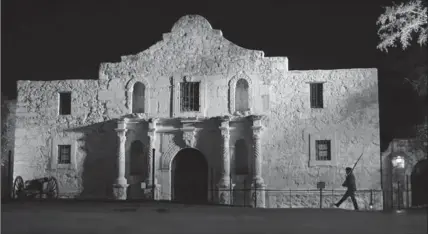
left=46, top=177, right=59, bottom=199
left=13, top=176, right=25, bottom=199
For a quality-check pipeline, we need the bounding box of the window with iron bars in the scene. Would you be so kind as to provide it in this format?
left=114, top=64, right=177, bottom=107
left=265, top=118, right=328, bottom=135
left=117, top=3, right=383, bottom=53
left=58, top=145, right=71, bottom=164
left=315, top=140, right=331, bottom=161
left=310, top=83, right=324, bottom=108
left=180, top=82, right=200, bottom=112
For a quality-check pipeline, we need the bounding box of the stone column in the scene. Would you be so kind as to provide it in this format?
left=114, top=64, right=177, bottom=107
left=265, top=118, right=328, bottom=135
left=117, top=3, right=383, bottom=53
left=145, top=118, right=161, bottom=199
left=250, top=115, right=266, bottom=208
left=113, top=119, right=129, bottom=200
left=217, top=116, right=234, bottom=204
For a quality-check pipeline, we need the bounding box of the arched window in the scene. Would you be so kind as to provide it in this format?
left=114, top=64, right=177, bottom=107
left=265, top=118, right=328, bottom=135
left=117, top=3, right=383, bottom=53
left=235, top=79, right=249, bottom=112
left=132, top=82, right=145, bottom=113
left=234, top=139, right=248, bottom=175
left=130, top=140, right=146, bottom=176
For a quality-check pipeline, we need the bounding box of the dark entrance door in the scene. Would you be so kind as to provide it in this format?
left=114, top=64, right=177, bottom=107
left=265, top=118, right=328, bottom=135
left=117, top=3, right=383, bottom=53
left=172, top=148, right=208, bottom=204
left=411, top=159, right=428, bottom=207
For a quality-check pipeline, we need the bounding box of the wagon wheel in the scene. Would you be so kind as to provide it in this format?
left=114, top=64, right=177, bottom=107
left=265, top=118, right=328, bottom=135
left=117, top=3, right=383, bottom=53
left=46, top=177, right=59, bottom=199
left=13, top=176, right=25, bottom=199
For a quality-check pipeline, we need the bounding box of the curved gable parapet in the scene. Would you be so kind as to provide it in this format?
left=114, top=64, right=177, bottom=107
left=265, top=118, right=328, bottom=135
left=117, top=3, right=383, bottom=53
left=171, top=15, right=215, bottom=35
left=98, top=15, right=275, bottom=79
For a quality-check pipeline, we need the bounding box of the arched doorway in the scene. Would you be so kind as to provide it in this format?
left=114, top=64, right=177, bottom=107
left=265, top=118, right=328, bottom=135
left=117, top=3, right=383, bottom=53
left=411, top=159, right=428, bottom=207
left=171, top=148, right=208, bottom=204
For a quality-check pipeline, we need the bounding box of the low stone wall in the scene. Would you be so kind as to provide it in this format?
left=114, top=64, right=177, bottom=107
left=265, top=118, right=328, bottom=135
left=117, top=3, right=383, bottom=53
left=266, top=189, right=383, bottom=210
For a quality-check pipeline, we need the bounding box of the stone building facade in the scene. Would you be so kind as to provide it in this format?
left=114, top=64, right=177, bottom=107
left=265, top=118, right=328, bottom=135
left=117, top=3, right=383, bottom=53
left=12, top=15, right=382, bottom=208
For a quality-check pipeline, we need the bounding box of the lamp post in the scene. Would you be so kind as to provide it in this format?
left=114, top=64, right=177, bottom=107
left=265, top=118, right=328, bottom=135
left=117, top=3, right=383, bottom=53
left=392, top=156, right=405, bottom=211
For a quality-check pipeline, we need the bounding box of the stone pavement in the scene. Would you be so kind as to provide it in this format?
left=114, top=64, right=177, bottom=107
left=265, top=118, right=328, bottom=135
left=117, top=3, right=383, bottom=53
left=1, top=200, right=427, bottom=234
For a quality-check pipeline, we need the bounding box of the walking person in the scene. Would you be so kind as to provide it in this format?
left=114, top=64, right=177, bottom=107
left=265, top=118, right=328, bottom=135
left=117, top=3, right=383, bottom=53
left=334, top=167, right=359, bottom=210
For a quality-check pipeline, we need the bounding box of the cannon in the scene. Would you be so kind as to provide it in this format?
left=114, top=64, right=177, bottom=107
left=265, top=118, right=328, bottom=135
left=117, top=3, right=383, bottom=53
left=12, top=176, right=59, bottom=199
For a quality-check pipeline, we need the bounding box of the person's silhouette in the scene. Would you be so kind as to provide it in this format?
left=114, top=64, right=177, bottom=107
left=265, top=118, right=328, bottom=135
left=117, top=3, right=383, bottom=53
left=334, top=167, right=359, bottom=210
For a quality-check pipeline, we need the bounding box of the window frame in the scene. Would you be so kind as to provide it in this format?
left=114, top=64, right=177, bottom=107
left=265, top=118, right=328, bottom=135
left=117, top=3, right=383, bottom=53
left=179, top=81, right=200, bottom=112
left=310, top=82, right=324, bottom=109
left=58, top=92, right=72, bottom=115
left=305, top=128, right=338, bottom=167
left=51, top=137, right=77, bottom=170
left=315, top=140, right=331, bottom=161
left=58, top=145, right=72, bottom=164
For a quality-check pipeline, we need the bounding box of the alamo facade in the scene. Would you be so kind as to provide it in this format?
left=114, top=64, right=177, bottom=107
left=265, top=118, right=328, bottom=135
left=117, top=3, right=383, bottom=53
left=12, top=15, right=382, bottom=209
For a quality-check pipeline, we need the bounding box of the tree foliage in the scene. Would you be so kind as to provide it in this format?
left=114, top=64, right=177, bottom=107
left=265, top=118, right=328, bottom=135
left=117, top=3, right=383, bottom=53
left=377, top=0, right=427, bottom=153
left=377, top=0, right=427, bottom=52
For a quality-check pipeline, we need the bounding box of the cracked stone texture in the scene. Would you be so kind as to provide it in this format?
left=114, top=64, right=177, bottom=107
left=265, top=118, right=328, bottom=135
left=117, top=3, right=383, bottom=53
left=12, top=15, right=381, bottom=206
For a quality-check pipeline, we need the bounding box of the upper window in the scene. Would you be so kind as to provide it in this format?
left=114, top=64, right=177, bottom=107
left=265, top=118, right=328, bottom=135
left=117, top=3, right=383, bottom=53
left=59, top=92, right=71, bottom=115
left=235, top=79, right=250, bottom=112
left=315, top=140, right=331, bottom=161
left=58, top=145, right=71, bottom=164
left=310, top=83, right=324, bottom=108
left=180, top=82, right=200, bottom=112
left=132, top=82, right=146, bottom=113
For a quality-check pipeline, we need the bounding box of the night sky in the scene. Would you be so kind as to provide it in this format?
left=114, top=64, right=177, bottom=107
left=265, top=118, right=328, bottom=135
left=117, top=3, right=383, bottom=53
left=2, top=0, right=427, bottom=150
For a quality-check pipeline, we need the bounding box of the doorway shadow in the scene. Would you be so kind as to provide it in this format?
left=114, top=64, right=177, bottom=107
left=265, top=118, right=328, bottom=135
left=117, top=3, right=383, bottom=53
left=171, top=148, right=208, bottom=204
left=411, top=159, right=428, bottom=207
left=65, top=120, right=118, bottom=199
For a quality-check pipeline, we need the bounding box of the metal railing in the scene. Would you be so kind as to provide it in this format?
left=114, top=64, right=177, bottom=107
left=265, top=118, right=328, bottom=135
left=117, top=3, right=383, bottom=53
left=209, top=188, right=384, bottom=209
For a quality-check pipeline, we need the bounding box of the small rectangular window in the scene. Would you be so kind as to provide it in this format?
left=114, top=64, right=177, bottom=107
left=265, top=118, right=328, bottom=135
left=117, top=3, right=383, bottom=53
left=58, top=145, right=71, bottom=164
left=316, top=140, right=331, bottom=161
left=180, top=82, right=200, bottom=112
left=59, top=92, right=72, bottom=115
left=310, top=83, right=323, bottom=108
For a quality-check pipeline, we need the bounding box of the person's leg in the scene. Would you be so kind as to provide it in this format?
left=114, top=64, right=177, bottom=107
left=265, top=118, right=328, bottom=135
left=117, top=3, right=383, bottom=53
left=350, top=192, right=359, bottom=210
left=335, top=191, right=350, bottom=207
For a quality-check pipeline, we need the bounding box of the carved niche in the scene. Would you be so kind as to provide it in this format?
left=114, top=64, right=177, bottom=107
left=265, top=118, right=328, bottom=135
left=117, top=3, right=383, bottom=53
left=182, top=130, right=197, bottom=148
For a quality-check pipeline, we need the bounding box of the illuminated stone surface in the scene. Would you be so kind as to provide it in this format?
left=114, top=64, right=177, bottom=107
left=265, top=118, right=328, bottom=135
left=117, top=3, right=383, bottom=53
left=12, top=15, right=381, bottom=208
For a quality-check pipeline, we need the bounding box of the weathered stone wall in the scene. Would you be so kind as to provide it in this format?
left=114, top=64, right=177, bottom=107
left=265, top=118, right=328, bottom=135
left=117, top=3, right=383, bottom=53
left=262, top=69, right=381, bottom=192
left=13, top=79, right=122, bottom=198
left=12, top=15, right=381, bottom=204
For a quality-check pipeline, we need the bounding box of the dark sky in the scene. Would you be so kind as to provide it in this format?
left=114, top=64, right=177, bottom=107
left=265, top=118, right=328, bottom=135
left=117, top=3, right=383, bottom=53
left=1, top=0, right=427, bottom=149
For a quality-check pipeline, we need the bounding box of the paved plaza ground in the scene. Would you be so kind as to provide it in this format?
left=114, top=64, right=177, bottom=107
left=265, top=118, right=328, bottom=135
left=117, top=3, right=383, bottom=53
left=1, top=200, right=427, bottom=234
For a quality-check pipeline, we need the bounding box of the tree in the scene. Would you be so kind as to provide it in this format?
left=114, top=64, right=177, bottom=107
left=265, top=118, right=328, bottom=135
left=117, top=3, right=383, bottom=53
left=1, top=94, right=16, bottom=167
left=377, top=0, right=427, bottom=153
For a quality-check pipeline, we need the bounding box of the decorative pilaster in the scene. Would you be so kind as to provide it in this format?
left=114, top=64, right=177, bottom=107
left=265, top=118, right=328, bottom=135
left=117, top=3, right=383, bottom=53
left=250, top=115, right=266, bottom=208
left=217, top=116, right=233, bottom=204
left=252, top=126, right=264, bottom=185
left=145, top=118, right=160, bottom=199
left=113, top=118, right=129, bottom=200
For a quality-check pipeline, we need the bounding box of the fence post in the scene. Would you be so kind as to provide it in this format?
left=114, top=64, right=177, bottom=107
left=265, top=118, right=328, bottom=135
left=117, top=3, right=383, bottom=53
left=369, top=189, right=373, bottom=210
left=253, top=178, right=257, bottom=208
left=243, top=178, right=246, bottom=207
left=229, top=176, right=233, bottom=205
left=406, top=175, right=410, bottom=208
left=289, top=189, right=291, bottom=208
left=397, top=180, right=401, bottom=210
left=319, top=188, right=323, bottom=209
left=211, top=168, right=215, bottom=204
